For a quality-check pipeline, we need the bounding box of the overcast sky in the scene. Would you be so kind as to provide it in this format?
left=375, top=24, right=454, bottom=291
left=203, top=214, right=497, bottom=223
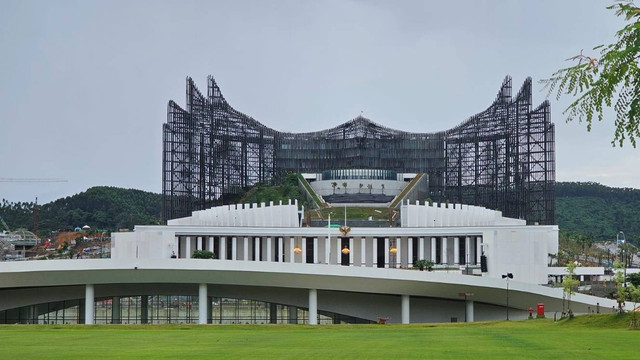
left=1, top=0, right=637, bottom=204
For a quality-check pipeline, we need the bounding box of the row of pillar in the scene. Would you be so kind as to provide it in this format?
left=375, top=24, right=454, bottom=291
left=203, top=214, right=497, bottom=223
left=83, top=284, right=474, bottom=325
left=177, top=236, right=483, bottom=267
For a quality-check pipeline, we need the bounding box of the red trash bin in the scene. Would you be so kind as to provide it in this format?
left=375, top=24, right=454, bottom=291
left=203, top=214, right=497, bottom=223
left=537, top=303, right=545, bottom=318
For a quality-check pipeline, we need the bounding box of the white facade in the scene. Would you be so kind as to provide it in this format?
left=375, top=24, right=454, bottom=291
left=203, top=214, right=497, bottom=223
left=113, top=200, right=558, bottom=285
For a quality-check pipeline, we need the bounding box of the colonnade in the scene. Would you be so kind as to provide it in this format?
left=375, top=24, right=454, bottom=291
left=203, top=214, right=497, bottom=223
left=83, top=284, right=474, bottom=325
left=175, top=235, right=483, bottom=268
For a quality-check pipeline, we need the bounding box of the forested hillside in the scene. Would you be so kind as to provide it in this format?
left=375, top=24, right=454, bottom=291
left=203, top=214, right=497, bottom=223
left=556, top=182, right=640, bottom=243
left=1, top=187, right=161, bottom=235
left=1, top=181, right=639, bottom=243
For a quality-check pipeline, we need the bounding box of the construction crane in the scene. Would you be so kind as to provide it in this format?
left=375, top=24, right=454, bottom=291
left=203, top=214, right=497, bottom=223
left=1, top=178, right=67, bottom=234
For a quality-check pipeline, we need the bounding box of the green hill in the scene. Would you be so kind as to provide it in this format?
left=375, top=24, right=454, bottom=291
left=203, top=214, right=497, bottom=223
left=1, top=187, right=161, bottom=235
left=556, top=182, right=640, bottom=243
left=2, top=181, right=640, bottom=244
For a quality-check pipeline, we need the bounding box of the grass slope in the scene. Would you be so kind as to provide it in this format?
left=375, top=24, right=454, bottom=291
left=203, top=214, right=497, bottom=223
left=1, top=315, right=637, bottom=359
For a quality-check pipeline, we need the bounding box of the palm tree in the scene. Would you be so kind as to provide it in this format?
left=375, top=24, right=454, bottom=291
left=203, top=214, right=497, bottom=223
left=359, top=183, right=363, bottom=194
left=381, top=184, right=385, bottom=195
left=367, top=184, right=372, bottom=194
left=342, top=182, right=348, bottom=194
left=331, top=182, right=337, bottom=194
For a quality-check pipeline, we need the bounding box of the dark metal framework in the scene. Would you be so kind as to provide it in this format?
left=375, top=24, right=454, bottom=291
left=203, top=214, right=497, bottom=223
left=163, top=76, right=555, bottom=225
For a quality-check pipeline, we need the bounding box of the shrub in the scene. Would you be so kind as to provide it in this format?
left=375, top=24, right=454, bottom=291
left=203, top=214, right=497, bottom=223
left=192, top=250, right=216, bottom=259
left=414, top=259, right=435, bottom=271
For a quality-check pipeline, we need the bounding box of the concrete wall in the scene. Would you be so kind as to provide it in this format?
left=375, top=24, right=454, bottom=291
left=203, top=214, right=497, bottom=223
left=168, top=201, right=299, bottom=227
left=401, top=201, right=526, bottom=227
left=484, top=227, right=558, bottom=285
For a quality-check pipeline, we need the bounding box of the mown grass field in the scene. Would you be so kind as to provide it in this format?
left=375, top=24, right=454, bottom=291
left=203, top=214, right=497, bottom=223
left=0, top=314, right=637, bottom=359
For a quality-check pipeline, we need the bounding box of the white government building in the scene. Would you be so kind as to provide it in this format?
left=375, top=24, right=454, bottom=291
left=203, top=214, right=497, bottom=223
left=113, top=199, right=555, bottom=286
left=1, top=197, right=617, bottom=325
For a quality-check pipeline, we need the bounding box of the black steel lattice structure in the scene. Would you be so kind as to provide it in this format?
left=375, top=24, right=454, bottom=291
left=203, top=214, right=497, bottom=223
left=163, top=76, right=555, bottom=225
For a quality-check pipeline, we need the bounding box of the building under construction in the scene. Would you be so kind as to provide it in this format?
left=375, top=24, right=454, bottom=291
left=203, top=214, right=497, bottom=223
left=162, top=76, right=555, bottom=225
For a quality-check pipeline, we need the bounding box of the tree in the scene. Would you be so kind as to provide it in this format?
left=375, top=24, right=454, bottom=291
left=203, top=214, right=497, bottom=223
left=359, top=183, right=363, bottom=194
left=613, top=261, right=627, bottom=312
left=627, top=272, right=640, bottom=287
left=627, top=283, right=640, bottom=328
left=381, top=184, right=385, bottom=195
left=342, top=182, right=348, bottom=194
left=367, top=184, right=372, bottom=194
left=331, top=182, right=337, bottom=195
left=562, top=261, right=580, bottom=317
left=542, top=1, right=640, bottom=147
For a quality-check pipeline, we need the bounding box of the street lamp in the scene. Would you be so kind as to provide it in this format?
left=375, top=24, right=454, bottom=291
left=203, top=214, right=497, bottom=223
left=502, top=272, right=513, bottom=320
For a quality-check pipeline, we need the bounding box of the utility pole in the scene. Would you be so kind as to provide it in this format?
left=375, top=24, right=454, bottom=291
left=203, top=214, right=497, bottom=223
left=33, top=197, right=38, bottom=236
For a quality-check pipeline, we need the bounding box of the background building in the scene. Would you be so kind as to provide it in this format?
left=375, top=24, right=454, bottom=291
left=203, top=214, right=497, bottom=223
left=163, top=76, right=555, bottom=225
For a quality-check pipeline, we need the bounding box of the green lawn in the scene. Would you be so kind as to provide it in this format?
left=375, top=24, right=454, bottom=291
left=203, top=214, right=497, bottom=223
left=1, top=315, right=637, bottom=359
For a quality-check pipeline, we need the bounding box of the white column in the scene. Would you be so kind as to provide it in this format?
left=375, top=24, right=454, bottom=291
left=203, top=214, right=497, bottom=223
left=408, top=237, right=413, bottom=268
left=325, top=236, right=330, bottom=264
left=465, top=236, right=471, bottom=265
left=308, top=289, right=318, bottom=325
left=289, top=237, right=295, bottom=263
left=85, top=284, right=95, bottom=325
left=360, top=237, right=366, bottom=267
left=313, top=237, right=318, bottom=263
left=267, top=237, right=272, bottom=262
left=441, top=237, right=448, bottom=264
left=254, top=237, right=260, bottom=261
left=112, top=296, right=120, bottom=324
left=231, top=237, right=237, bottom=261
left=198, top=283, right=207, bottom=325
left=466, top=299, right=474, bottom=322
left=419, top=237, right=425, bottom=260
left=186, top=236, right=191, bottom=259
left=373, top=238, right=378, bottom=267
left=302, top=237, right=307, bottom=263
left=336, top=237, right=341, bottom=264
left=220, top=237, right=226, bottom=260
left=476, top=237, right=482, bottom=264
left=243, top=237, right=249, bottom=261
left=197, top=236, right=203, bottom=251
left=384, top=238, right=389, bottom=268
left=454, top=237, right=460, bottom=265
left=401, top=294, right=410, bottom=324
left=349, top=237, right=354, bottom=266
left=431, top=237, right=437, bottom=262
left=278, top=237, right=283, bottom=262
left=396, top=237, right=401, bottom=269
left=208, top=237, right=214, bottom=254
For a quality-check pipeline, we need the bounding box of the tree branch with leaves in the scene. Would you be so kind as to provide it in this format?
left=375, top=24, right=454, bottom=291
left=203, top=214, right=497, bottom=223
left=541, top=1, right=640, bottom=147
